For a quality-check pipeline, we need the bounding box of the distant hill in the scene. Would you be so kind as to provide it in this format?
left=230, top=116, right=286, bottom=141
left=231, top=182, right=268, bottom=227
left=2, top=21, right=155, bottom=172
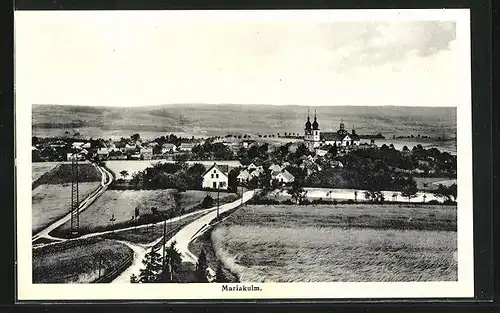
left=32, top=104, right=457, bottom=140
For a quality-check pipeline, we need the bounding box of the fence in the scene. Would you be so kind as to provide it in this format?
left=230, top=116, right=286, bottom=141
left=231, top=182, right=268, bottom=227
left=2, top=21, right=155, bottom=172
left=93, top=254, right=134, bottom=283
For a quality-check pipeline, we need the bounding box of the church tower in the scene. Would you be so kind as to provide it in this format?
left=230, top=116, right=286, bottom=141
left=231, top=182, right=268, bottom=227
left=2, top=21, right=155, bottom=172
left=312, top=110, right=320, bottom=142
left=304, top=109, right=320, bottom=150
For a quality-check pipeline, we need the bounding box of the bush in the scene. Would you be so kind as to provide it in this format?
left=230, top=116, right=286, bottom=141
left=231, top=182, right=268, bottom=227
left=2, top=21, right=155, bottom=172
left=427, top=200, right=440, bottom=205
left=201, top=195, right=214, bottom=209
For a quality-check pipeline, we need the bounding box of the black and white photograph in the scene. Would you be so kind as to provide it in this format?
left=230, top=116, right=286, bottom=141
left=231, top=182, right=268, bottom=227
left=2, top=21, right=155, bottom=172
left=15, top=9, right=473, bottom=300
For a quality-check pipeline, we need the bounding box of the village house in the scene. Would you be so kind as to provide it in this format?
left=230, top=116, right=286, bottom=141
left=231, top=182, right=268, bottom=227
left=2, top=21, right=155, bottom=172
left=161, top=143, right=177, bottom=154
left=66, top=152, right=86, bottom=161
left=268, top=163, right=283, bottom=172
left=202, top=163, right=229, bottom=190
left=331, top=160, right=344, bottom=169
left=178, top=143, right=195, bottom=152
left=96, top=147, right=109, bottom=160
left=237, top=169, right=251, bottom=183
left=241, top=140, right=256, bottom=149
left=271, top=169, right=295, bottom=185
left=125, top=143, right=137, bottom=153
left=72, top=142, right=85, bottom=150
left=315, top=149, right=328, bottom=157
left=250, top=166, right=265, bottom=178
left=140, top=147, right=153, bottom=160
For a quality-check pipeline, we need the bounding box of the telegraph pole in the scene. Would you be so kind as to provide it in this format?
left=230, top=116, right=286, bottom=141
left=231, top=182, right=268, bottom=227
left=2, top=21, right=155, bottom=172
left=217, top=185, right=220, bottom=221
left=241, top=184, right=244, bottom=206
left=162, top=219, right=166, bottom=270
left=70, top=156, right=80, bottom=236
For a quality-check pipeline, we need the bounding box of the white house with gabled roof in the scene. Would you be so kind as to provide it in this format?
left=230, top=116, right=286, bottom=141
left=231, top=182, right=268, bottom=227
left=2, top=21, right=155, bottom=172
left=237, top=169, right=251, bottom=183
left=202, top=163, right=229, bottom=190
left=271, top=169, right=295, bottom=185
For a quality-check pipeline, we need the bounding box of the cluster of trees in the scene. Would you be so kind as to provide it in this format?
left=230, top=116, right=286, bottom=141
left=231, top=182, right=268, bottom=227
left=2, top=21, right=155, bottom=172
left=236, top=143, right=271, bottom=165
left=192, top=141, right=234, bottom=160
left=130, top=241, right=183, bottom=283
left=394, top=134, right=453, bottom=141
left=434, top=183, right=457, bottom=202
left=126, top=162, right=206, bottom=190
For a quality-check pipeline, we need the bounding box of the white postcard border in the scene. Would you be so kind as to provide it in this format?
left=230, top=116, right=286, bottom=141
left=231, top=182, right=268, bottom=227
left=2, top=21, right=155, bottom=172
left=15, top=8, right=473, bottom=301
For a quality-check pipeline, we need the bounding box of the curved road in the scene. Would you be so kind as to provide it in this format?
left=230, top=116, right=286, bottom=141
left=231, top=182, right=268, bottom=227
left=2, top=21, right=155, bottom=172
left=32, top=163, right=113, bottom=243
left=111, top=190, right=256, bottom=283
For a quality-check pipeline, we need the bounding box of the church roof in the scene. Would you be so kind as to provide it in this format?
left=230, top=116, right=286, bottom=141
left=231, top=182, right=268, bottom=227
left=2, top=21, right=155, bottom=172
left=305, top=117, right=311, bottom=129
left=320, top=131, right=360, bottom=141
left=320, top=132, right=346, bottom=141
left=312, top=111, right=319, bottom=129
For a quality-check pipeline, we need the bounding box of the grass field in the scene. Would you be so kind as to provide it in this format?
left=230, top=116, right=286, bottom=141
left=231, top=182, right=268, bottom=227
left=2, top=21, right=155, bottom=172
left=414, top=177, right=457, bottom=191
left=102, top=211, right=207, bottom=245
left=52, top=189, right=236, bottom=236
left=32, top=162, right=101, bottom=190
left=32, top=237, right=134, bottom=283
left=32, top=162, right=62, bottom=184
left=210, top=204, right=457, bottom=282
left=222, top=204, right=456, bottom=231
left=32, top=182, right=101, bottom=234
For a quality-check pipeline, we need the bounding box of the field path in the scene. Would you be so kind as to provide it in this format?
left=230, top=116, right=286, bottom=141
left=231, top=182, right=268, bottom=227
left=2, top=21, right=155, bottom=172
left=111, top=241, right=148, bottom=284
left=110, top=190, right=256, bottom=283
left=32, top=163, right=113, bottom=242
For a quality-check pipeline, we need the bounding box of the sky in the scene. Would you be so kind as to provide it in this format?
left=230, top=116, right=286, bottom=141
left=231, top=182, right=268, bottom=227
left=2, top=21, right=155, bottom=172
left=15, top=10, right=470, bottom=107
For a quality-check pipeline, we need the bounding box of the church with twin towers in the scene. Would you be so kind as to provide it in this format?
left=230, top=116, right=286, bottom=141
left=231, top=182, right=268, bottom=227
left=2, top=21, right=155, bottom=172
left=303, top=109, right=360, bottom=150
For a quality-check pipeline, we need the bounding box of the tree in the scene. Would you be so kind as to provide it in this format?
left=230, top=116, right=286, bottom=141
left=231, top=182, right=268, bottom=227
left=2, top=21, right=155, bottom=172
left=392, top=193, right=398, bottom=202
left=196, top=249, right=209, bottom=282
left=201, top=194, right=214, bottom=209
left=131, top=133, right=141, bottom=142
left=120, top=170, right=129, bottom=180
left=228, top=168, right=240, bottom=192
left=159, top=240, right=183, bottom=282
left=139, top=248, right=163, bottom=283
left=258, top=170, right=272, bottom=191
left=130, top=274, right=139, bottom=283
left=328, top=144, right=338, bottom=157
left=401, top=183, right=418, bottom=202
left=289, top=180, right=307, bottom=204
left=354, top=190, right=358, bottom=202
left=215, top=262, right=229, bottom=283
left=364, top=189, right=384, bottom=203
left=134, top=207, right=140, bottom=219
left=434, top=183, right=457, bottom=202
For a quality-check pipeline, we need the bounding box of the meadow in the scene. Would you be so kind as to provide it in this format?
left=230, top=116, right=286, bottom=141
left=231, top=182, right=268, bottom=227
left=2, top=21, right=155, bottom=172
left=32, top=162, right=62, bottom=184
left=32, top=182, right=101, bottom=234
left=33, top=237, right=133, bottom=283
left=52, top=189, right=236, bottom=237
left=210, top=204, right=457, bottom=282
left=32, top=162, right=102, bottom=190
left=103, top=211, right=207, bottom=245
